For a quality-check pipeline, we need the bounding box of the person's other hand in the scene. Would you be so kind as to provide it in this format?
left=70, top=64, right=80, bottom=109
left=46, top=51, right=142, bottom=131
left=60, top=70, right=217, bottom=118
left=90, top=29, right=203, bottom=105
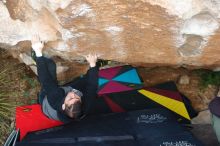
left=31, top=34, right=44, bottom=57
left=85, top=54, right=98, bottom=68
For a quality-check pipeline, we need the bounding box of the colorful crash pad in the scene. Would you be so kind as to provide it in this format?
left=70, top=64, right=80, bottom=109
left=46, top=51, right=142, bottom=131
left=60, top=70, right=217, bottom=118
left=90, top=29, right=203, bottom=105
left=98, top=65, right=143, bottom=95
left=16, top=104, right=63, bottom=140
left=138, top=87, right=190, bottom=120
left=98, top=82, right=196, bottom=121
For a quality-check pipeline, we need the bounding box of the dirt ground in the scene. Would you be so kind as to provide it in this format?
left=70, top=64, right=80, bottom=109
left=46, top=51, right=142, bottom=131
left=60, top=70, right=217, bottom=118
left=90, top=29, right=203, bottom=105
left=0, top=48, right=218, bottom=145
left=138, top=67, right=218, bottom=111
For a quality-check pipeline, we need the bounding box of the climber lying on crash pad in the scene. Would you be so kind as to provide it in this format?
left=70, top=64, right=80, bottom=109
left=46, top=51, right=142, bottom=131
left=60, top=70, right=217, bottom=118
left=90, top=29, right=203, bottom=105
left=31, top=34, right=100, bottom=123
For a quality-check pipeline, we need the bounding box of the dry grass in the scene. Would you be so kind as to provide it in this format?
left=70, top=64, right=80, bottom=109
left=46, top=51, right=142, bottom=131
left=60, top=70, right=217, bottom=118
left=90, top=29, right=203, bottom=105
left=0, top=48, right=40, bottom=145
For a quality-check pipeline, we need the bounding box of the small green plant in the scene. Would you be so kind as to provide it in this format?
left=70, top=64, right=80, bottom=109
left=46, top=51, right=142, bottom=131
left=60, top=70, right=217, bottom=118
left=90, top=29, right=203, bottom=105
left=22, top=75, right=38, bottom=88
left=195, top=69, right=220, bottom=88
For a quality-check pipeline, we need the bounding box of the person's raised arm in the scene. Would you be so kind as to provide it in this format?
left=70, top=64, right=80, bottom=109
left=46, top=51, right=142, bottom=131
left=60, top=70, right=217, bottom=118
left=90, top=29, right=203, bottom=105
left=31, top=35, right=59, bottom=94
left=82, top=54, right=99, bottom=114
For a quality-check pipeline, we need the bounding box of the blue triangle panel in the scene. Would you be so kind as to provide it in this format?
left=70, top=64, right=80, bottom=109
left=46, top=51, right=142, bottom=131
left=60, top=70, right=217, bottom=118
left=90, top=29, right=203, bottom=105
left=112, top=69, right=141, bottom=84
left=99, top=78, right=109, bottom=86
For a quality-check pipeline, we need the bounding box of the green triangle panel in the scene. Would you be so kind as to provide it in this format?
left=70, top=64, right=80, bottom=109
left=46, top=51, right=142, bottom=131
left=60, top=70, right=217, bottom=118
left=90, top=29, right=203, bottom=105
left=99, top=78, right=109, bottom=86
left=112, top=69, right=141, bottom=84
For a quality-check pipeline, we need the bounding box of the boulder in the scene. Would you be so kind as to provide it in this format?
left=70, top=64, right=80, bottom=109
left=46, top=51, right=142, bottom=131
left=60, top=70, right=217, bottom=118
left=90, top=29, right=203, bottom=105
left=0, top=0, right=219, bottom=71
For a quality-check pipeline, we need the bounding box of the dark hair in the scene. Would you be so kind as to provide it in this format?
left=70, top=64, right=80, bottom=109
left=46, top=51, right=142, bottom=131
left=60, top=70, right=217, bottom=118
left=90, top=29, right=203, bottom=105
left=64, top=100, right=82, bottom=119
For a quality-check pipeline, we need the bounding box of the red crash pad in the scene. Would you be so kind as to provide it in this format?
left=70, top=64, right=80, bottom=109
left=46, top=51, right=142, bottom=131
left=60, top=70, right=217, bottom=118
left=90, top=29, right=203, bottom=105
left=16, top=104, right=63, bottom=140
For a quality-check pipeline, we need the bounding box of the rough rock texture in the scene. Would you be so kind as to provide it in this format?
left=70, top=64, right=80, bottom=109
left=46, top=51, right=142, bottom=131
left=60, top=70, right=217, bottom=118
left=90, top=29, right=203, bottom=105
left=0, top=0, right=220, bottom=70
left=191, top=110, right=211, bottom=124
left=0, top=0, right=220, bottom=111
left=139, top=67, right=218, bottom=111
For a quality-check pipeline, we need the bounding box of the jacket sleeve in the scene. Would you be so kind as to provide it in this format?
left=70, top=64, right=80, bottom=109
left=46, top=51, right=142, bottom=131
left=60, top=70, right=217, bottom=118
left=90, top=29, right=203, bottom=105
left=36, top=57, right=65, bottom=111
left=36, top=57, right=58, bottom=92
left=82, top=66, right=99, bottom=115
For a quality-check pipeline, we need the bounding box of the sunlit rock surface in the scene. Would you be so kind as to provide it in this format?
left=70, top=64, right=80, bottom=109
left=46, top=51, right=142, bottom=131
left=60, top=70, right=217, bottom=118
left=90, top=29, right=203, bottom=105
left=0, top=0, right=220, bottom=69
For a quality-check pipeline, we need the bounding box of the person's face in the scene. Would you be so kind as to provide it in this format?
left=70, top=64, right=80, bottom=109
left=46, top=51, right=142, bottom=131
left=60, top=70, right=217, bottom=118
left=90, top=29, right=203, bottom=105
left=63, top=92, right=81, bottom=109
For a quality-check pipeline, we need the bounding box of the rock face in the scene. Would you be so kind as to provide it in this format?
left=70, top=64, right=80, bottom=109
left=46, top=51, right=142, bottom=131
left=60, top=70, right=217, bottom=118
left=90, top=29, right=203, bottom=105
left=1, top=0, right=220, bottom=113
left=0, top=0, right=220, bottom=70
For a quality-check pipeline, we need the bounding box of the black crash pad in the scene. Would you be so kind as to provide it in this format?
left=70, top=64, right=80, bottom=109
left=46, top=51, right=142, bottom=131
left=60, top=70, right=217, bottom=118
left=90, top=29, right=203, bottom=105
left=16, top=108, right=203, bottom=146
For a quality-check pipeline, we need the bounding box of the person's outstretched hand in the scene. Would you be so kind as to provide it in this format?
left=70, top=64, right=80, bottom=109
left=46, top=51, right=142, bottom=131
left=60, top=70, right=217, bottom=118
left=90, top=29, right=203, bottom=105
left=85, top=54, right=98, bottom=68
left=31, top=34, right=44, bottom=57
